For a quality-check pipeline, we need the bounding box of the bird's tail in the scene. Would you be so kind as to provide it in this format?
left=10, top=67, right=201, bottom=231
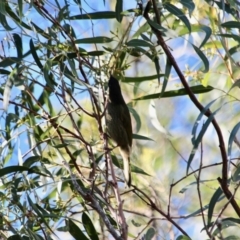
left=119, top=146, right=131, bottom=187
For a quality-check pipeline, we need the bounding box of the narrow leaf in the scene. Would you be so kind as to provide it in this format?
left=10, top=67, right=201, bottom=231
left=165, top=3, right=191, bottom=32
left=134, top=85, right=214, bottom=100
left=122, top=74, right=165, bottom=83
left=192, top=44, right=209, bottom=72
left=115, top=0, right=123, bottom=23
left=180, top=0, right=195, bottom=16
left=31, top=22, right=51, bottom=39
left=199, top=25, right=212, bottom=48
left=0, top=69, right=11, bottom=75
left=126, top=39, right=153, bottom=48
left=27, top=195, right=54, bottom=235
left=221, top=21, right=240, bottom=29
left=0, top=9, right=14, bottom=31
left=145, top=227, right=155, bottom=239
left=68, top=11, right=116, bottom=20
left=82, top=212, right=99, bottom=240
left=207, top=187, right=223, bottom=226
left=13, top=33, right=23, bottom=58
left=187, top=108, right=219, bottom=174
left=29, top=39, right=43, bottom=69
left=160, top=57, right=171, bottom=97
left=0, top=57, right=21, bottom=67
left=67, top=219, right=89, bottom=240
left=75, top=37, right=113, bottom=44
left=112, top=156, right=151, bottom=176
left=227, top=122, right=240, bottom=171
left=132, top=133, right=154, bottom=141
left=129, top=107, right=141, bottom=133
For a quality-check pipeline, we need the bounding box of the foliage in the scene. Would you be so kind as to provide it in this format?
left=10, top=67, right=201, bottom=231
left=0, top=0, right=240, bottom=239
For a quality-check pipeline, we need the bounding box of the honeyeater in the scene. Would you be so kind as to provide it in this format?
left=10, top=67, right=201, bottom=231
left=106, top=76, right=132, bottom=187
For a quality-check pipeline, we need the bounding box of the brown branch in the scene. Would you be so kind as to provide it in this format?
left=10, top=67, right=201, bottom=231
left=63, top=161, right=123, bottom=240
left=142, top=0, right=240, bottom=217
left=133, top=185, right=190, bottom=237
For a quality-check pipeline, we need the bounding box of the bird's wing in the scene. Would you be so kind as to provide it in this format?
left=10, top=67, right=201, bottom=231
left=120, top=104, right=132, bottom=147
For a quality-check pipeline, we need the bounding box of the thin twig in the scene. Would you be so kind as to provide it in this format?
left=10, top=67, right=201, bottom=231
left=63, top=160, right=123, bottom=240
left=197, top=141, right=213, bottom=239
left=133, top=185, right=190, bottom=237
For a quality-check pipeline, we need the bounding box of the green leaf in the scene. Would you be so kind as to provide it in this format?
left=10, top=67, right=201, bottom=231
left=67, top=219, right=89, bottom=240
left=218, top=33, right=240, bottom=43
left=179, top=179, right=214, bottom=194
left=43, top=59, right=55, bottom=88
left=187, top=100, right=221, bottom=173
left=132, top=133, right=154, bottom=141
left=75, top=37, right=113, bottom=44
left=0, top=2, right=14, bottom=31
left=132, top=21, right=150, bottom=39
left=221, top=21, right=240, bottom=29
left=176, top=236, right=192, bottom=240
left=82, top=212, right=99, bottom=240
left=207, top=187, right=223, bottom=226
left=227, top=44, right=240, bottom=60
left=227, top=122, right=240, bottom=168
left=68, top=11, right=116, bottom=20
left=0, top=166, right=50, bottom=178
left=5, top=1, right=31, bottom=30
left=18, top=0, right=23, bottom=20
left=13, top=33, right=23, bottom=58
left=147, top=19, right=168, bottom=33
left=7, top=235, right=23, bottom=240
left=134, top=85, right=214, bottom=100
left=191, top=99, right=217, bottom=145
left=153, top=50, right=161, bottom=84
left=115, top=0, right=123, bottom=23
left=179, top=25, right=212, bottom=49
left=198, top=25, right=212, bottom=48
left=210, top=0, right=238, bottom=17
left=0, top=57, right=22, bottom=67
left=126, top=39, right=153, bottom=48
left=145, top=227, right=155, bottom=239
left=160, top=57, right=171, bottom=97
left=131, top=163, right=151, bottom=176
left=129, top=107, right=141, bottom=133
left=212, top=218, right=240, bottom=236
left=37, top=88, right=53, bottom=113
left=53, top=143, right=69, bottom=148
left=141, top=33, right=151, bottom=42
left=187, top=103, right=219, bottom=174
left=180, top=0, right=195, bottom=16
left=29, top=166, right=52, bottom=178
left=31, top=21, right=51, bottom=39
left=23, top=156, right=42, bottom=168
left=63, top=23, right=76, bottom=38
left=186, top=194, right=225, bottom=219
left=132, top=220, right=142, bottom=227
left=232, top=163, right=240, bottom=182
left=223, top=236, right=240, bottom=240
left=123, top=74, right=165, bottom=83
left=27, top=195, right=54, bottom=235
left=29, top=39, right=43, bottom=69
left=112, top=155, right=151, bottom=176
left=192, top=44, right=209, bottom=72
left=0, top=69, right=11, bottom=75
left=165, top=3, right=191, bottom=32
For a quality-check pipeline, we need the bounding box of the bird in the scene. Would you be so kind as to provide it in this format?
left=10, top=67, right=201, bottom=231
left=106, top=75, right=132, bottom=187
